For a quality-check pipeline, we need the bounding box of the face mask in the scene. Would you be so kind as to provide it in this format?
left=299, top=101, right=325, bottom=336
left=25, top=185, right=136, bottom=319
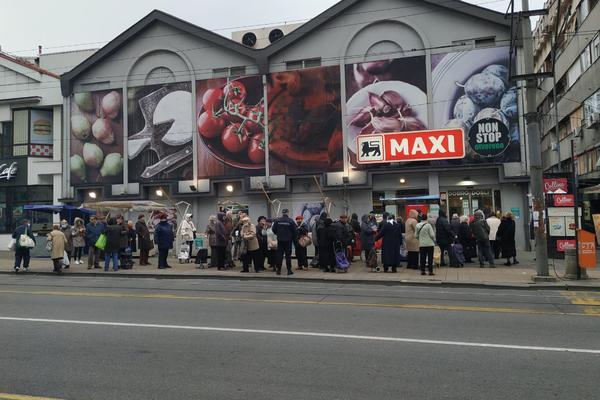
left=61, top=224, right=67, bottom=228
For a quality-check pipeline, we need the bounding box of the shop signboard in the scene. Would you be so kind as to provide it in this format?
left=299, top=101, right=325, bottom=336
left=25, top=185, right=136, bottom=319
left=355, top=128, right=465, bottom=164
left=577, top=230, right=596, bottom=269
left=556, top=239, right=576, bottom=252
left=592, top=214, right=600, bottom=245
left=0, top=158, right=26, bottom=185
left=467, top=118, right=511, bottom=157
left=548, top=216, right=566, bottom=237
left=548, top=207, right=581, bottom=217
left=554, top=194, right=574, bottom=207
left=544, top=178, right=568, bottom=194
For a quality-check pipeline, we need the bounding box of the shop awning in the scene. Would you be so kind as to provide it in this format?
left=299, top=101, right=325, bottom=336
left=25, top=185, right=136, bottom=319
left=379, top=195, right=440, bottom=202
left=80, top=200, right=168, bottom=211
left=24, top=204, right=96, bottom=214
left=583, top=184, right=600, bottom=194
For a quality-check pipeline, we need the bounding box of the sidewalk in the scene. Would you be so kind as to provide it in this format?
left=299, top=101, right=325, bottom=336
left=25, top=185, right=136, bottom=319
left=1, top=250, right=599, bottom=289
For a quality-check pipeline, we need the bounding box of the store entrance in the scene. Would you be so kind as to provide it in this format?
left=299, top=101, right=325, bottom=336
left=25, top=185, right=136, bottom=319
left=446, top=189, right=500, bottom=217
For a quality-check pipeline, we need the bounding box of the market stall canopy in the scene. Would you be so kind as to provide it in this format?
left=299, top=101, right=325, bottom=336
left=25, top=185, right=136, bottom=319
left=24, top=204, right=96, bottom=215
left=583, top=184, right=600, bottom=194
left=80, top=200, right=168, bottom=211
left=378, top=195, right=441, bottom=201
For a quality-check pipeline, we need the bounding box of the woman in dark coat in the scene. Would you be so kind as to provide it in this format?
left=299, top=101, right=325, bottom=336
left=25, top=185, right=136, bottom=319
left=135, top=215, right=153, bottom=266
left=360, top=214, right=376, bottom=265
left=497, top=212, right=518, bottom=266
left=458, top=215, right=476, bottom=263
left=154, top=215, right=174, bottom=269
left=318, top=218, right=337, bottom=273
left=374, top=214, right=403, bottom=272
left=104, top=218, right=126, bottom=272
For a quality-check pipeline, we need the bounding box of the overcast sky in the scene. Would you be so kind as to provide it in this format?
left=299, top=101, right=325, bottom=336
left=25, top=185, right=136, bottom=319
left=0, top=0, right=543, bottom=56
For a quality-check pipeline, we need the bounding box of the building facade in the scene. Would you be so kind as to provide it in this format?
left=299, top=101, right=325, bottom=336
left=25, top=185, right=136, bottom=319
left=60, top=0, right=531, bottom=247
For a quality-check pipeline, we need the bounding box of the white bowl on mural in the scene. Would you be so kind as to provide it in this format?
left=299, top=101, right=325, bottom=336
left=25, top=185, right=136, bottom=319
left=346, top=80, right=428, bottom=162
left=431, top=47, right=510, bottom=128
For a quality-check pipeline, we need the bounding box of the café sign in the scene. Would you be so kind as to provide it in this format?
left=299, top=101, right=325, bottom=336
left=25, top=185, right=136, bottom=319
left=356, top=128, right=465, bottom=164
left=0, top=162, right=17, bottom=180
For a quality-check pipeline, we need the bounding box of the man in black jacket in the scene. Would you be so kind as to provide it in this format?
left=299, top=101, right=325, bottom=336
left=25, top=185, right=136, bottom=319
left=435, top=209, right=455, bottom=267
left=12, top=219, right=35, bottom=273
left=272, top=209, right=297, bottom=275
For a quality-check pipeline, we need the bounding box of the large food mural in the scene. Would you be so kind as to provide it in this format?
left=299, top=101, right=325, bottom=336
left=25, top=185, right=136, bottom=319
left=267, top=66, right=343, bottom=175
left=196, top=76, right=265, bottom=178
left=431, top=46, right=520, bottom=164
left=127, top=82, right=194, bottom=181
left=345, top=56, right=428, bottom=168
left=70, top=89, right=124, bottom=184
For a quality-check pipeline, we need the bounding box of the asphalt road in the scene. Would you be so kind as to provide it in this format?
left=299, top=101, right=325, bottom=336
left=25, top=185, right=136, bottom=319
left=0, top=275, right=599, bottom=400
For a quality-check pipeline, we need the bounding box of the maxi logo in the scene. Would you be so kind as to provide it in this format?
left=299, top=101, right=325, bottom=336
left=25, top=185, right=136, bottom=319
left=356, top=128, right=465, bottom=164
left=0, top=162, right=17, bottom=180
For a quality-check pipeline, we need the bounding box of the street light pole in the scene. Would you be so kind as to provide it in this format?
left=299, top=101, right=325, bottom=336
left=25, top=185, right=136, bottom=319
left=521, top=0, right=550, bottom=277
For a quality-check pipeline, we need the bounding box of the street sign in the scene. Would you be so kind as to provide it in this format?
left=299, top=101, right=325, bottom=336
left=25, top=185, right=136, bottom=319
left=356, top=128, right=465, bottom=164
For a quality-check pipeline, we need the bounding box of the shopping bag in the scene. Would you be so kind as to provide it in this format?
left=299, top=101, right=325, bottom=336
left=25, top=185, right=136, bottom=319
left=45, top=240, right=53, bottom=252
left=433, top=245, right=441, bottom=266
left=62, top=251, right=70, bottom=267
left=19, top=234, right=35, bottom=248
left=95, top=233, right=107, bottom=250
left=7, top=238, right=16, bottom=251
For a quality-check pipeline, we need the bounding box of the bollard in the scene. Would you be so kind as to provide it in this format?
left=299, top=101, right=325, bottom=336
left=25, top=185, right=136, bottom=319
left=564, top=248, right=588, bottom=280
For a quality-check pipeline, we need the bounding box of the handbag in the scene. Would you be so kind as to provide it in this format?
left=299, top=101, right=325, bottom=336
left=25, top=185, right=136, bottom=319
left=298, top=235, right=312, bottom=248
left=8, top=238, right=16, bottom=251
left=239, top=239, right=248, bottom=256
left=45, top=240, right=53, bottom=252
left=95, top=233, right=107, bottom=250
left=19, top=234, right=35, bottom=248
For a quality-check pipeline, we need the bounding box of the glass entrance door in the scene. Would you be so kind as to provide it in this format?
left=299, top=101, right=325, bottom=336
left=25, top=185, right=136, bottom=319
left=447, top=189, right=495, bottom=217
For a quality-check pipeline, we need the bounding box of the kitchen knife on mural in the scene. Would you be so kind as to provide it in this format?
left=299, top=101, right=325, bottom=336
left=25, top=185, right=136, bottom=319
left=196, top=76, right=265, bottom=178
left=267, top=66, right=343, bottom=175
left=127, top=82, right=193, bottom=181
left=70, top=90, right=124, bottom=184
left=345, top=56, right=428, bottom=168
left=431, top=46, right=520, bottom=164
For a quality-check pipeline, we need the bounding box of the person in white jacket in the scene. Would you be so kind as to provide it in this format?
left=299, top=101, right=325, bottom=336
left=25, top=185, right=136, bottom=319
left=486, top=211, right=501, bottom=259
left=179, top=214, right=197, bottom=251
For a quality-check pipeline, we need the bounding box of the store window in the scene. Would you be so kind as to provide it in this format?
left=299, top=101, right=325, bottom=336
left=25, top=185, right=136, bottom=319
left=0, top=185, right=53, bottom=233
left=447, top=189, right=498, bottom=217
left=2, top=110, right=54, bottom=158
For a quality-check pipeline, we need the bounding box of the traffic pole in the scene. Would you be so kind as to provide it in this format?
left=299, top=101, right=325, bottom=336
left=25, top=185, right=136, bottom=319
left=521, top=0, right=550, bottom=278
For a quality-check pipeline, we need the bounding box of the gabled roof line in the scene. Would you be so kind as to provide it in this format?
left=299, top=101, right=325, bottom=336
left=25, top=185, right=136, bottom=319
left=0, top=52, right=59, bottom=79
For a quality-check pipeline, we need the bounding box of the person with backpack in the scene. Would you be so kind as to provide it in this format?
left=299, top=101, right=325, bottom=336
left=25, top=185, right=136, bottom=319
left=416, top=214, right=436, bottom=276
left=12, top=219, right=35, bottom=273
left=471, top=210, right=495, bottom=268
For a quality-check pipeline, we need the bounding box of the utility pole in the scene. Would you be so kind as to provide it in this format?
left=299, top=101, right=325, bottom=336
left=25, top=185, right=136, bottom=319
left=520, top=0, right=550, bottom=278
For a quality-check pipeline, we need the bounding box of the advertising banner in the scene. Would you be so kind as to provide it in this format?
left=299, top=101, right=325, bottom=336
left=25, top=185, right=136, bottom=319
left=544, top=178, right=569, bottom=194
left=30, top=109, right=53, bottom=145
left=578, top=229, right=597, bottom=268
left=431, top=46, right=520, bottom=164
left=128, top=82, right=193, bottom=181
left=554, top=194, right=575, bottom=207
left=70, top=89, right=124, bottom=184
left=556, top=239, right=576, bottom=252
left=267, top=66, right=343, bottom=175
left=548, top=216, right=566, bottom=237
left=356, top=128, right=465, bottom=164
left=196, top=76, right=265, bottom=178
left=593, top=214, right=600, bottom=245
left=345, top=56, right=428, bottom=168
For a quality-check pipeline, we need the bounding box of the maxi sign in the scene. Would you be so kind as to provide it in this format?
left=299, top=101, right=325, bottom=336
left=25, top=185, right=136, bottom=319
left=356, top=128, right=465, bottom=164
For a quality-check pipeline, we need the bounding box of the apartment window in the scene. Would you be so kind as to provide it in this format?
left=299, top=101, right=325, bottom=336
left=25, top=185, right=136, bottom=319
left=577, top=148, right=599, bottom=176
left=577, top=0, right=590, bottom=27
left=584, top=90, right=600, bottom=119
left=285, top=58, right=321, bottom=70
left=591, top=33, right=600, bottom=63
left=567, top=60, right=582, bottom=88
left=580, top=45, right=592, bottom=71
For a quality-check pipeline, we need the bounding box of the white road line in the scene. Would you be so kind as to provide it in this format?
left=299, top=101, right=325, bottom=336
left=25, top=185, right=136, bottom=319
left=1, top=316, right=598, bottom=355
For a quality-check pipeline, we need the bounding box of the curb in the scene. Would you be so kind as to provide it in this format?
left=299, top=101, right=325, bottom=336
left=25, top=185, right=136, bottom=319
left=1, top=270, right=598, bottom=291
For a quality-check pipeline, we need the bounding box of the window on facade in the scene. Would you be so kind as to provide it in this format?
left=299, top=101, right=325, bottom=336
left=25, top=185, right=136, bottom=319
left=229, top=66, right=246, bottom=77
left=580, top=45, right=592, bottom=71
left=12, top=110, right=28, bottom=156
left=304, top=58, right=321, bottom=68
left=577, top=148, right=599, bottom=176
left=591, top=33, right=600, bottom=63
left=584, top=90, right=600, bottom=119
left=475, top=37, right=495, bottom=48
left=578, top=0, right=590, bottom=27
left=0, top=122, right=13, bottom=158
left=567, top=60, right=582, bottom=88
left=286, top=58, right=322, bottom=70
left=212, top=67, right=229, bottom=78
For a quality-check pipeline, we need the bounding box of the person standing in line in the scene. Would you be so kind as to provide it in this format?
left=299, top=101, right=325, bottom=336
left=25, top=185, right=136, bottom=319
left=359, top=214, right=377, bottom=267
left=205, top=215, right=218, bottom=268
left=240, top=216, right=261, bottom=273
left=435, top=209, right=455, bottom=267
left=126, top=220, right=137, bottom=268
left=71, top=217, right=86, bottom=266
left=374, top=214, right=403, bottom=273
left=154, top=214, right=174, bottom=270
left=312, top=212, right=328, bottom=267
left=486, top=210, right=502, bottom=259
left=136, top=214, right=153, bottom=266
left=458, top=215, right=476, bottom=263
left=86, top=216, right=104, bottom=269
left=60, top=219, right=73, bottom=263
left=294, top=216, right=309, bottom=270
left=450, top=213, right=461, bottom=236
left=416, top=214, right=436, bottom=276
left=214, top=213, right=227, bottom=270
left=497, top=211, right=518, bottom=266
left=47, top=224, right=67, bottom=274
left=180, top=213, right=196, bottom=251
left=223, top=211, right=235, bottom=268
left=471, top=210, right=495, bottom=268
left=265, top=219, right=278, bottom=271
left=115, top=214, right=129, bottom=269
left=272, top=209, right=297, bottom=276
left=256, top=216, right=268, bottom=271
left=103, top=218, right=126, bottom=272
left=12, top=219, right=35, bottom=273
left=405, top=210, right=420, bottom=269
left=319, top=218, right=337, bottom=273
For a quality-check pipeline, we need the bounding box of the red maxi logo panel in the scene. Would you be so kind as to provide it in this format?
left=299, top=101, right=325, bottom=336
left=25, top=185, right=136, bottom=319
left=356, top=129, right=465, bottom=164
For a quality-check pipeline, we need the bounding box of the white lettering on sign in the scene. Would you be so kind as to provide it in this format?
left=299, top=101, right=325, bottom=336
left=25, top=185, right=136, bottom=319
left=477, top=122, right=501, bottom=144
left=389, top=136, right=456, bottom=157
left=0, top=162, right=17, bottom=180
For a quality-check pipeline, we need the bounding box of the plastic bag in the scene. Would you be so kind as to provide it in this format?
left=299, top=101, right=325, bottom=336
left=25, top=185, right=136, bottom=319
left=63, top=251, right=70, bottom=266
left=95, top=233, right=107, bottom=250
left=8, top=238, right=16, bottom=251
left=433, top=246, right=441, bottom=265
left=19, top=234, right=35, bottom=248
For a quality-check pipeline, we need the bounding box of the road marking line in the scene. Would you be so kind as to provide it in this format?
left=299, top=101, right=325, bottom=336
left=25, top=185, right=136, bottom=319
left=0, top=289, right=588, bottom=316
left=1, top=316, right=599, bottom=355
left=0, top=393, right=63, bottom=400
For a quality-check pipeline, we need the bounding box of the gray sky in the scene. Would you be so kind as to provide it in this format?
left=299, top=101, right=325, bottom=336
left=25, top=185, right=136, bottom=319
left=0, top=0, right=543, bottom=56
